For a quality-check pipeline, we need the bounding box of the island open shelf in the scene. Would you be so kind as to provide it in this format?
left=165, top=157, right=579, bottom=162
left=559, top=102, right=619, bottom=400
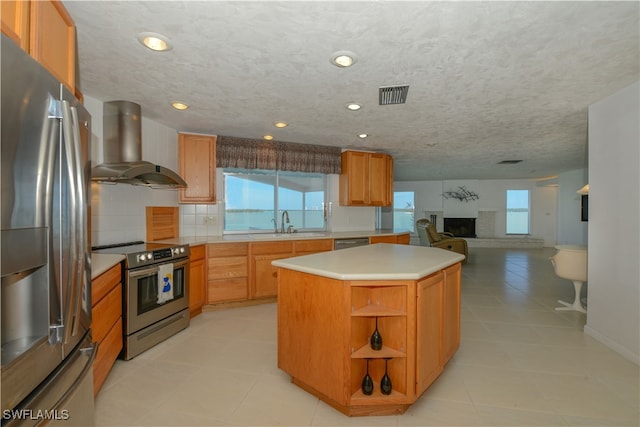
left=274, top=244, right=464, bottom=416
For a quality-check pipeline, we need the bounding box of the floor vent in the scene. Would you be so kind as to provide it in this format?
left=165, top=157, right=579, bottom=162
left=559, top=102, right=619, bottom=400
left=379, top=85, right=409, bottom=105
left=498, top=160, right=523, bottom=164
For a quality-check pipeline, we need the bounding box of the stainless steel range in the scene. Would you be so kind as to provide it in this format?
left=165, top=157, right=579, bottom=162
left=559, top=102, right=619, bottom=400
left=92, top=241, right=190, bottom=360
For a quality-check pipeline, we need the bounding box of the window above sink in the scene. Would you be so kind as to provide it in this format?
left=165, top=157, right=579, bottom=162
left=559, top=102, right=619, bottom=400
left=223, top=168, right=327, bottom=234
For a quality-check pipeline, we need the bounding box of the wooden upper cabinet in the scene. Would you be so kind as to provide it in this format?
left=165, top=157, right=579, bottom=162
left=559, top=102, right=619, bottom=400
left=339, top=150, right=393, bottom=207
left=340, top=151, right=369, bottom=205
left=178, top=133, right=217, bottom=203
left=368, top=153, right=391, bottom=205
left=2, top=0, right=76, bottom=93
left=29, top=0, right=76, bottom=92
left=1, top=1, right=30, bottom=50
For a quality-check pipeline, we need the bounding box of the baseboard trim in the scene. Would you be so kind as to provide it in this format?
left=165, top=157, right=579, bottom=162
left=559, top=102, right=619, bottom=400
left=466, top=238, right=545, bottom=249
left=584, top=325, right=640, bottom=366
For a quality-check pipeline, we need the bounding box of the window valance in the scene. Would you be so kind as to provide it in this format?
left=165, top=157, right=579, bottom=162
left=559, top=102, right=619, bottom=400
left=216, top=136, right=341, bottom=174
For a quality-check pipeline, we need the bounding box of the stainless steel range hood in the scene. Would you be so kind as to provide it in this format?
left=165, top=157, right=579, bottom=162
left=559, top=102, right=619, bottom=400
left=91, top=101, right=187, bottom=188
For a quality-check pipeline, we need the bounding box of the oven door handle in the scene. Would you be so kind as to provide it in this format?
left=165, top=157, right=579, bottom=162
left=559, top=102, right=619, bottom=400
left=128, top=265, right=160, bottom=279
left=128, top=258, right=190, bottom=279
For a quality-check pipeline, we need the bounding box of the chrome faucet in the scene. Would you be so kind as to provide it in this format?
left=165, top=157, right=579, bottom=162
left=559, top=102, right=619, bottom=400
left=280, top=210, right=290, bottom=233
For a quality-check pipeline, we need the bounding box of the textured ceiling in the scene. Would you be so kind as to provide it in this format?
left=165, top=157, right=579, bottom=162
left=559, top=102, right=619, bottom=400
left=64, top=1, right=639, bottom=181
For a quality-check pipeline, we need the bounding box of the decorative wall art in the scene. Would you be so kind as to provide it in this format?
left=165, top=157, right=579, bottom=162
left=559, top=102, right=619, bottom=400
left=442, top=186, right=479, bottom=202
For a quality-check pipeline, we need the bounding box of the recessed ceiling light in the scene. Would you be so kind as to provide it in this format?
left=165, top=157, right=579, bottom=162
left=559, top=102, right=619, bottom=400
left=330, top=51, right=357, bottom=68
left=274, top=121, right=288, bottom=128
left=346, top=103, right=361, bottom=111
left=358, top=134, right=368, bottom=139
left=171, top=101, right=189, bottom=110
left=263, top=135, right=274, bottom=140
left=137, top=32, right=172, bottom=52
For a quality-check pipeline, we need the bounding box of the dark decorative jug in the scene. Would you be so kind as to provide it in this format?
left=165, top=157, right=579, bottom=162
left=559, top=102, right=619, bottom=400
left=370, top=317, right=382, bottom=350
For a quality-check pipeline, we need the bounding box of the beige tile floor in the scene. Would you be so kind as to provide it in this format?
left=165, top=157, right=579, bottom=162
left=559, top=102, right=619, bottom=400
left=95, top=248, right=639, bottom=426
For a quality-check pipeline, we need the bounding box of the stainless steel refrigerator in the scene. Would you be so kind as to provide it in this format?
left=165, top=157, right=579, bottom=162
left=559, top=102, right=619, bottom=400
left=1, top=34, right=95, bottom=426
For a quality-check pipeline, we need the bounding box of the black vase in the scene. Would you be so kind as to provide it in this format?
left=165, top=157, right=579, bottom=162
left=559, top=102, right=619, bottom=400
left=370, top=317, right=382, bottom=350
left=380, top=358, right=392, bottom=395
left=361, top=359, right=374, bottom=395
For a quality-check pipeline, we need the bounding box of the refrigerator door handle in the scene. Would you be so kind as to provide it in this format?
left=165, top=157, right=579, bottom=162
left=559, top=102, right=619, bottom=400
left=60, top=100, right=82, bottom=343
left=52, top=341, right=97, bottom=411
left=70, top=104, right=90, bottom=328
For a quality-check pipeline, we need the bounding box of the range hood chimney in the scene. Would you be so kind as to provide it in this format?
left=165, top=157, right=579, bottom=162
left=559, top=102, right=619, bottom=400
left=91, top=101, right=187, bottom=188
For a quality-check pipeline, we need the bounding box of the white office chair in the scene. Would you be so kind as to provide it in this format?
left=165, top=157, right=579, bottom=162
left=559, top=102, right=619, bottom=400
left=549, top=245, right=588, bottom=313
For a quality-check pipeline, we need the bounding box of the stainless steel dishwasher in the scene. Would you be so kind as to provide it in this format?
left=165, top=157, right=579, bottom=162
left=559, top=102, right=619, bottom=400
left=333, top=237, right=370, bottom=250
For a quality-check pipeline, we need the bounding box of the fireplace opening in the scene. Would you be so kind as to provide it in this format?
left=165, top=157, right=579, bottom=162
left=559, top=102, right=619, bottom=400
left=444, top=218, right=476, bottom=238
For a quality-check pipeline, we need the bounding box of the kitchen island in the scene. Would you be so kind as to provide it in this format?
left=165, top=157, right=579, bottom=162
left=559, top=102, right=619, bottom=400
left=273, top=244, right=464, bottom=416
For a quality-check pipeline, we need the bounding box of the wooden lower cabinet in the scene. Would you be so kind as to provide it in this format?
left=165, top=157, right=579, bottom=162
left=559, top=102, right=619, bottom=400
left=203, top=235, right=408, bottom=307
left=207, top=242, right=249, bottom=303
left=396, top=233, right=411, bottom=245
left=189, top=245, right=206, bottom=317
left=293, top=238, right=333, bottom=256
left=416, top=272, right=444, bottom=395
left=442, top=263, right=461, bottom=362
left=416, top=263, right=461, bottom=396
left=369, top=233, right=410, bottom=245
left=91, top=262, right=123, bottom=396
left=277, top=262, right=462, bottom=416
left=250, top=241, right=293, bottom=299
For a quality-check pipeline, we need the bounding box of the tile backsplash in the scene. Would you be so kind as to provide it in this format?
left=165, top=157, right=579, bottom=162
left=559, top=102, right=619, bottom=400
left=180, top=203, right=223, bottom=237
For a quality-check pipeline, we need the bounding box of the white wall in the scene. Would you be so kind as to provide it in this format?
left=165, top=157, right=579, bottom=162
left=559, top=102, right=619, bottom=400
left=86, top=96, right=179, bottom=246
left=585, top=81, right=639, bottom=365
left=325, top=175, right=376, bottom=232
left=556, top=169, right=588, bottom=245
left=396, top=178, right=558, bottom=246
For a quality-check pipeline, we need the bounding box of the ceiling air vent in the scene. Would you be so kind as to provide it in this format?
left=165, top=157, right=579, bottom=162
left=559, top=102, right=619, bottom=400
left=379, top=85, right=409, bottom=105
left=498, top=160, right=523, bottom=164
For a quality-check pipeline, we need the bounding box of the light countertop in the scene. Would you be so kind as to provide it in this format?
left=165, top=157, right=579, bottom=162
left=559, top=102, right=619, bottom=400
left=91, top=253, right=125, bottom=279
left=272, top=243, right=465, bottom=281
left=153, top=230, right=409, bottom=246
left=90, top=230, right=412, bottom=279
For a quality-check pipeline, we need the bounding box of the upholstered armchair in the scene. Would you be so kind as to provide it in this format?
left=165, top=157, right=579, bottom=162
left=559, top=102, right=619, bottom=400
left=416, top=219, right=468, bottom=263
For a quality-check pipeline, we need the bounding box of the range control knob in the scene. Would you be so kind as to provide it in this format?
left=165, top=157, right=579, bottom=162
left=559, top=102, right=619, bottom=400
left=180, top=247, right=185, bottom=253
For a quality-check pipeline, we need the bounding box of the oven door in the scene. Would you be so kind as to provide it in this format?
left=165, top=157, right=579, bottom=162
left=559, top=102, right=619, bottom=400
left=125, top=257, right=190, bottom=334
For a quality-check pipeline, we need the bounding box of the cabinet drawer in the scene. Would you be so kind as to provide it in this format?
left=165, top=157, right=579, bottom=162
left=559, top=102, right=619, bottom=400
left=190, top=244, right=206, bottom=261
left=250, top=241, right=293, bottom=255
left=92, top=285, right=122, bottom=343
left=208, top=256, right=248, bottom=280
left=208, top=242, right=248, bottom=256
left=294, top=239, right=333, bottom=254
left=208, top=278, right=248, bottom=303
left=92, top=263, right=121, bottom=305
left=93, top=317, right=122, bottom=395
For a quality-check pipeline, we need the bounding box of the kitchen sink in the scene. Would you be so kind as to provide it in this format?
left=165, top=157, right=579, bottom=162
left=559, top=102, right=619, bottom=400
left=248, top=232, right=327, bottom=240
left=293, top=232, right=327, bottom=238
left=249, top=233, right=295, bottom=239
